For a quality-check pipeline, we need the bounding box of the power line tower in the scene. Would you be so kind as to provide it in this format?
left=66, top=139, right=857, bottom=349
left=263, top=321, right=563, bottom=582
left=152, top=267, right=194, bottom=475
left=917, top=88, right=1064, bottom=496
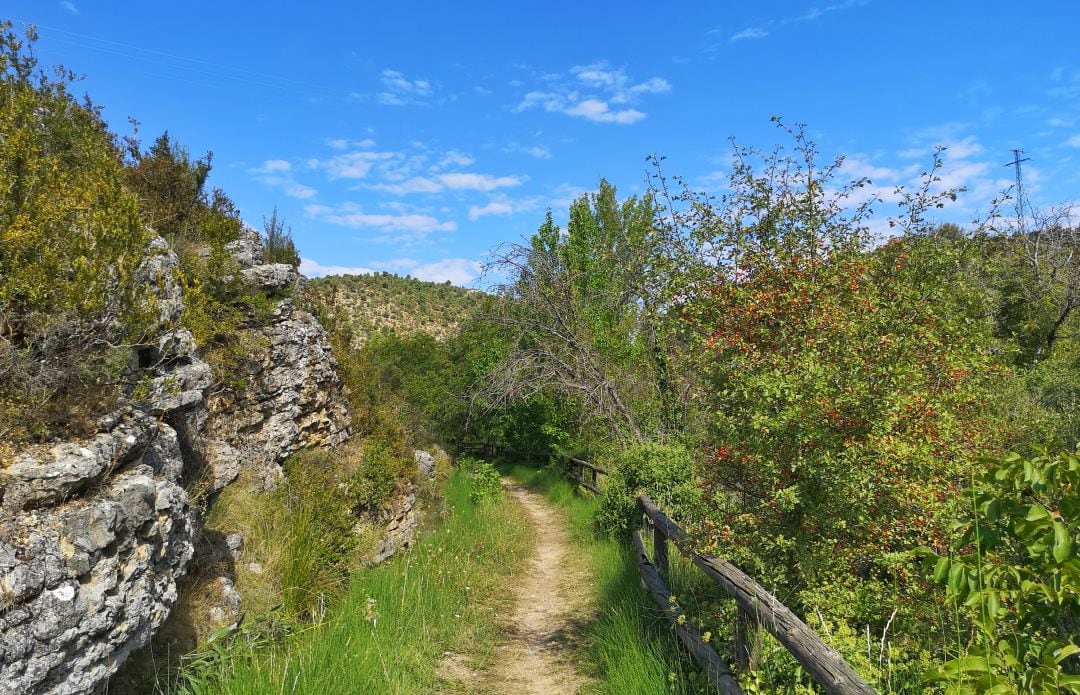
left=1005, top=148, right=1031, bottom=231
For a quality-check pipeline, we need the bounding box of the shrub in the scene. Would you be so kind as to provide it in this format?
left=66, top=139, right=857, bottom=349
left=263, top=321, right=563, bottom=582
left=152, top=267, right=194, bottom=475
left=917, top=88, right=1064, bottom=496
left=596, top=442, right=700, bottom=535
left=667, top=127, right=1010, bottom=628
left=921, top=446, right=1080, bottom=692
left=262, top=206, right=299, bottom=268
left=465, top=459, right=501, bottom=504
left=347, top=436, right=414, bottom=513
left=0, top=22, right=153, bottom=442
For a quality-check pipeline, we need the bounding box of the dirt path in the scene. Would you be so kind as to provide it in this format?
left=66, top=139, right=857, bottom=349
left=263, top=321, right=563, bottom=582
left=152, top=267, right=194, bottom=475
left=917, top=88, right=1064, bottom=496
left=442, top=481, right=595, bottom=694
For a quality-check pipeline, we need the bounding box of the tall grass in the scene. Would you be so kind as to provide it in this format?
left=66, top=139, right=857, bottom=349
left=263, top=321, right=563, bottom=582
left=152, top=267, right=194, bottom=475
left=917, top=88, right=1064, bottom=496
left=176, top=467, right=532, bottom=694
left=503, top=462, right=724, bottom=694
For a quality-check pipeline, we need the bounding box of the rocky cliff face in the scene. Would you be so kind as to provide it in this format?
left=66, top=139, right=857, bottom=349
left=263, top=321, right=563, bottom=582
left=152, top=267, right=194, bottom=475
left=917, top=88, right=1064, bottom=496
left=204, top=229, right=350, bottom=491
left=0, top=245, right=204, bottom=695
left=0, top=231, right=351, bottom=694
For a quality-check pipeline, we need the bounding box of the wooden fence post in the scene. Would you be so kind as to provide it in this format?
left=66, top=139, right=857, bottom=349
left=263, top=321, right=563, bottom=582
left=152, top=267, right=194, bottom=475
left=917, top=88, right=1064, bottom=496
left=653, top=524, right=669, bottom=578
left=734, top=607, right=760, bottom=672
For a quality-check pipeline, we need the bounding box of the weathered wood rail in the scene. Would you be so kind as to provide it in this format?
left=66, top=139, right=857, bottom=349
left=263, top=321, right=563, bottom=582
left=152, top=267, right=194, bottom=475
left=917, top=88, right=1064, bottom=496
left=455, top=442, right=877, bottom=694
left=638, top=494, right=877, bottom=695
left=457, top=442, right=606, bottom=493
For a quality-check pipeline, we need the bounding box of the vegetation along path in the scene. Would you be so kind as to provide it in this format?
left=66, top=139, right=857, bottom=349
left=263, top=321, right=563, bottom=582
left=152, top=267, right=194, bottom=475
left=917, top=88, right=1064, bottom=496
left=475, top=481, right=595, bottom=694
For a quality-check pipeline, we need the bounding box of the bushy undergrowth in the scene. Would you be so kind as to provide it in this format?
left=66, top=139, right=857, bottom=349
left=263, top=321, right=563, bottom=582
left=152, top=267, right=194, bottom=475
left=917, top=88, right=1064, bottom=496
left=460, top=456, right=501, bottom=503
left=0, top=23, right=153, bottom=443
left=596, top=442, right=702, bottom=535
left=173, top=466, right=531, bottom=694
left=920, top=446, right=1080, bottom=693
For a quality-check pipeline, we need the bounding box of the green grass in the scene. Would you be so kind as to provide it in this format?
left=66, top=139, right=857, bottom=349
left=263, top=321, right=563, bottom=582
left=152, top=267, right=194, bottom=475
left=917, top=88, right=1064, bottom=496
left=175, top=466, right=532, bottom=694
left=502, top=461, right=726, bottom=695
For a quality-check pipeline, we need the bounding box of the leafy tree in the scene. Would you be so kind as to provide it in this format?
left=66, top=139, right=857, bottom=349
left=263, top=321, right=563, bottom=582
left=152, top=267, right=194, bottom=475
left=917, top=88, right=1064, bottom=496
left=481, top=180, right=685, bottom=448
left=921, top=447, right=1080, bottom=693
left=123, top=130, right=214, bottom=244
left=661, top=123, right=1010, bottom=631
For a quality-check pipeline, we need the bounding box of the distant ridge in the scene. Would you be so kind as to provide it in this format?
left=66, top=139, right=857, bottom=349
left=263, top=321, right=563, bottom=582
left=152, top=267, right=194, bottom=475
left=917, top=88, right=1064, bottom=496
left=306, top=272, right=485, bottom=347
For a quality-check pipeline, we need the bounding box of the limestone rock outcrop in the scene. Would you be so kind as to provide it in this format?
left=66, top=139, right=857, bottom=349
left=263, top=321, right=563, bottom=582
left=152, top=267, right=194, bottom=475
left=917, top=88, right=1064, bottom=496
left=0, top=230, right=352, bottom=694
left=202, top=233, right=349, bottom=488
left=0, top=239, right=203, bottom=695
left=367, top=449, right=441, bottom=564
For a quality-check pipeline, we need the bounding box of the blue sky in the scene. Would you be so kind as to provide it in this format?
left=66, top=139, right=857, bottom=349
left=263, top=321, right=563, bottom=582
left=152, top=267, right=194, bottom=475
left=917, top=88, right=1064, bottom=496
left=5, top=2, right=1080, bottom=285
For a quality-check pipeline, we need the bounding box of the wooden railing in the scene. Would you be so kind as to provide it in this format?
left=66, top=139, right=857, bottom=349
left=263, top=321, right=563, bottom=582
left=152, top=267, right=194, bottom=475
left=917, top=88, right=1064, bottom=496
left=456, top=442, right=877, bottom=695
left=457, top=441, right=606, bottom=492
left=638, top=494, right=877, bottom=695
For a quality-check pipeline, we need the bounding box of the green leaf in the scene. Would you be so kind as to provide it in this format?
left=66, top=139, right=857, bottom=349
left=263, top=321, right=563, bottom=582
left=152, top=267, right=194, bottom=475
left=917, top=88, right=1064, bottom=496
left=1055, top=643, right=1080, bottom=663
left=940, top=655, right=993, bottom=675
left=948, top=561, right=966, bottom=596
left=1026, top=504, right=1051, bottom=521
left=933, top=556, right=951, bottom=584
left=1054, top=521, right=1073, bottom=563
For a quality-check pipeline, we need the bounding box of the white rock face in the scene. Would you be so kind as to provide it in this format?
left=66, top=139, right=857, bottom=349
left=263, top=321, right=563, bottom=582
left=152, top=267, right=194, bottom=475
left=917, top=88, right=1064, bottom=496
left=204, top=297, right=351, bottom=487
left=0, top=326, right=200, bottom=694
left=0, top=232, right=352, bottom=694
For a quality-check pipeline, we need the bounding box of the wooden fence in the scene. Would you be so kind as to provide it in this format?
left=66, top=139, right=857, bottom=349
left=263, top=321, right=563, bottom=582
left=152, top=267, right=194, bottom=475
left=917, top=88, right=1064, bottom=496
left=456, top=442, right=878, bottom=695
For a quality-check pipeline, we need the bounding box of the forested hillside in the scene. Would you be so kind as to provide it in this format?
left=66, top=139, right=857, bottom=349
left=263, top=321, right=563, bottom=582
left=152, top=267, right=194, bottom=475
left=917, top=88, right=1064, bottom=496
left=305, top=272, right=484, bottom=347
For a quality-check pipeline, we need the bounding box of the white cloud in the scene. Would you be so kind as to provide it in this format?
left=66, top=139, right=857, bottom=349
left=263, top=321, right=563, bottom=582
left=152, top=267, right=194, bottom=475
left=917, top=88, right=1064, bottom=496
left=784, top=0, right=868, bottom=24
left=730, top=27, right=768, bottom=41
left=549, top=183, right=591, bottom=211
left=514, top=62, right=669, bottom=125
left=435, top=150, right=475, bottom=169
left=373, top=258, right=481, bottom=285
left=310, top=150, right=398, bottom=179
left=838, top=157, right=903, bottom=182
left=257, top=159, right=291, bottom=173
left=378, top=69, right=433, bottom=106
left=942, top=136, right=984, bottom=160
left=301, top=255, right=480, bottom=285
left=300, top=258, right=376, bottom=277
left=628, top=77, right=672, bottom=96
left=60, top=1, right=78, bottom=14
left=284, top=183, right=318, bottom=199
left=438, top=172, right=522, bottom=191
left=249, top=160, right=318, bottom=200
left=565, top=99, right=645, bottom=124
left=468, top=201, right=514, bottom=220
left=370, top=177, right=446, bottom=195
left=516, top=91, right=566, bottom=113
left=504, top=142, right=554, bottom=159
left=325, top=137, right=377, bottom=150
left=370, top=172, right=523, bottom=195
left=305, top=203, right=457, bottom=241
left=1067, top=134, right=1080, bottom=148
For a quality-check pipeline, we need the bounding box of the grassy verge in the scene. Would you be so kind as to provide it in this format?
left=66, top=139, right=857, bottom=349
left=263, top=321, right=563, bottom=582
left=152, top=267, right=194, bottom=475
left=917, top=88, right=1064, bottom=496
left=502, top=461, right=723, bottom=694
left=174, top=466, right=532, bottom=694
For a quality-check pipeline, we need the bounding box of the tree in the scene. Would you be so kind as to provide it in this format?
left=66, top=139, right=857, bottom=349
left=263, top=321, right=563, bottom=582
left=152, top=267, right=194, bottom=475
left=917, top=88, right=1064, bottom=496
left=659, top=122, right=1009, bottom=630
left=988, top=204, right=1080, bottom=365
left=480, top=180, right=685, bottom=448
left=262, top=205, right=300, bottom=267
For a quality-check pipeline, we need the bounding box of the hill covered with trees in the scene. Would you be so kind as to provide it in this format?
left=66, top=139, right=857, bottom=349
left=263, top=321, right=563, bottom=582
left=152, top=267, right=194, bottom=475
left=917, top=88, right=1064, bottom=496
left=305, top=272, right=485, bottom=347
